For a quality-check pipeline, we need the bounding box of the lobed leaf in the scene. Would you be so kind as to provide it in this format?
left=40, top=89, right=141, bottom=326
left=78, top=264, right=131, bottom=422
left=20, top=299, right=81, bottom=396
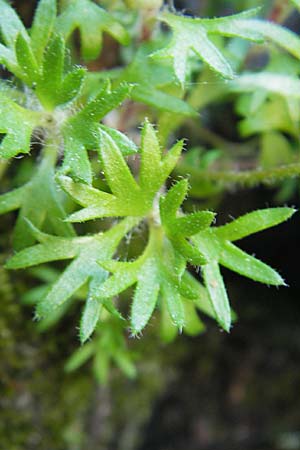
left=61, top=83, right=130, bottom=183
left=61, top=121, right=184, bottom=221
left=55, top=0, right=130, bottom=60
left=154, top=12, right=234, bottom=85
left=160, top=180, right=214, bottom=265
left=0, top=95, right=41, bottom=159
left=36, top=34, right=86, bottom=109
left=239, top=19, right=300, bottom=60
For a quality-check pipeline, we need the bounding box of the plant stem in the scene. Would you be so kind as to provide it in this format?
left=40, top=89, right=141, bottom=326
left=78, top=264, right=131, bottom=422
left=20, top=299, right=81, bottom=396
left=177, top=162, right=300, bottom=188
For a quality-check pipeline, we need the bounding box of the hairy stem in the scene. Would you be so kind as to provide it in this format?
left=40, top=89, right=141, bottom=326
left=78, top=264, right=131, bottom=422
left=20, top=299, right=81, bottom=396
left=177, top=162, right=300, bottom=188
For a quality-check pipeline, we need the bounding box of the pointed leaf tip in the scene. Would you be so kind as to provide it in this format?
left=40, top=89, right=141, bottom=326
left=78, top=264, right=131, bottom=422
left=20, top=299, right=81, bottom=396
left=80, top=297, right=102, bottom=343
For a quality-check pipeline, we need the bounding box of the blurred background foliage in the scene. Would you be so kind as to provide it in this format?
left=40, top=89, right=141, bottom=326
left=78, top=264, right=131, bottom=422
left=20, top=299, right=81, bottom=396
left=1, top=0, right=300, bottom=449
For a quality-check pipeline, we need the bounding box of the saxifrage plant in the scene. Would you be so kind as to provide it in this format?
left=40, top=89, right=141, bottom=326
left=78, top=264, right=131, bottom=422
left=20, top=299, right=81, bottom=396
left=0, top=0, right=299, bottom=383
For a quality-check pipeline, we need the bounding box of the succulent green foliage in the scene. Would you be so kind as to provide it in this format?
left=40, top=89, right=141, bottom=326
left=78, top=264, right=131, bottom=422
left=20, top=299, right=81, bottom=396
left=30, top=0, right=57, bottom=63
left=0, top=0, right=28, bottom=77
left=117, top=41, right=197, bottom=116
left=193, top=208, right=295, bottom=331
left=0, top=0, right=87, bottom=106
left=59, top=121, right=183, bottom=220
left=153, top=8, right=260, bottom=85
left=160, top=179, right=215, bottom=265
left=35, top=34, right=86, bottom=110
left=89, top=181, right=218, bottom=336
left=61, top=81, right=132, bottom=184
left=0, top=0, right=56, bottom=83
left=65, top=318, right=136, bottom=384
left=6, top=217, right=138, bottom=342
left=96, top=224, right=208, bottom=335
left=153, top=8, right=300, bottom=85
left=0, top=0, right=298, bottom=384
left=55, top=0, right=130, bottom=60
left=0, top=0, right=56, bottom=74
left=0, top=94, right=41, bottom=158
left=0, top=147, right=74, bottom=250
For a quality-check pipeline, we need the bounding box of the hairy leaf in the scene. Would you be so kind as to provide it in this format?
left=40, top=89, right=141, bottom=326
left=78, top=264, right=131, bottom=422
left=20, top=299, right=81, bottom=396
left=160, top=180, right=215, bottom=265
left=193, top=208, right=295, bottom=330
left=30, top=0, right=57, bottom=63
left=153, top=9, right=300, bottom=85
left=36, top=34, right=86, bottom=109
left=60, top=121, right=184, bottom=220
left=118, top=41, right=197, bottom=116
left=6, top=218, right=138, bottom=342
left=61, top=82, right=130, bottom=183
left=153, top=9, right=261, bottom=85
left=0, top=149, right=75, bottom=250
left=0, top=95, right=41, bottom=159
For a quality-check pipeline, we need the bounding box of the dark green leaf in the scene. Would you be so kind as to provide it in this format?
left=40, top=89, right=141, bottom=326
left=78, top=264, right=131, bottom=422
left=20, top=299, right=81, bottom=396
left=15, top=33, right=39, bottom=85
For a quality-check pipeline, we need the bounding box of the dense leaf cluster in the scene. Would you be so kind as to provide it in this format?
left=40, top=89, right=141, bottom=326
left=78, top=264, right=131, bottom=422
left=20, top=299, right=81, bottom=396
left=0, top=0, right=298, bottom=382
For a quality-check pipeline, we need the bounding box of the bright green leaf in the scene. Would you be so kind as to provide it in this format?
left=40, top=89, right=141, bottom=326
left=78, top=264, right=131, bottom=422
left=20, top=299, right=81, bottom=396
left=30, top=0, right=57, bottom=63
left=0, top=95, right=41, bottom=159
left=61, top=121, right=184, bottom=221
left=61, top=82, right=130, bottom=183
left=131, top=258, right=160, bottom=334
left=0, top=0, right=28, bottom=48
left=219, top=241, right=285, bottom=286
left=215, top=207, right=295, bottom=241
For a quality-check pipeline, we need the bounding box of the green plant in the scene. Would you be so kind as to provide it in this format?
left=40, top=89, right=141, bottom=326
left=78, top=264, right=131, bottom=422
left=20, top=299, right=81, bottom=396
left=0, top=0, right=299, bottom=383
